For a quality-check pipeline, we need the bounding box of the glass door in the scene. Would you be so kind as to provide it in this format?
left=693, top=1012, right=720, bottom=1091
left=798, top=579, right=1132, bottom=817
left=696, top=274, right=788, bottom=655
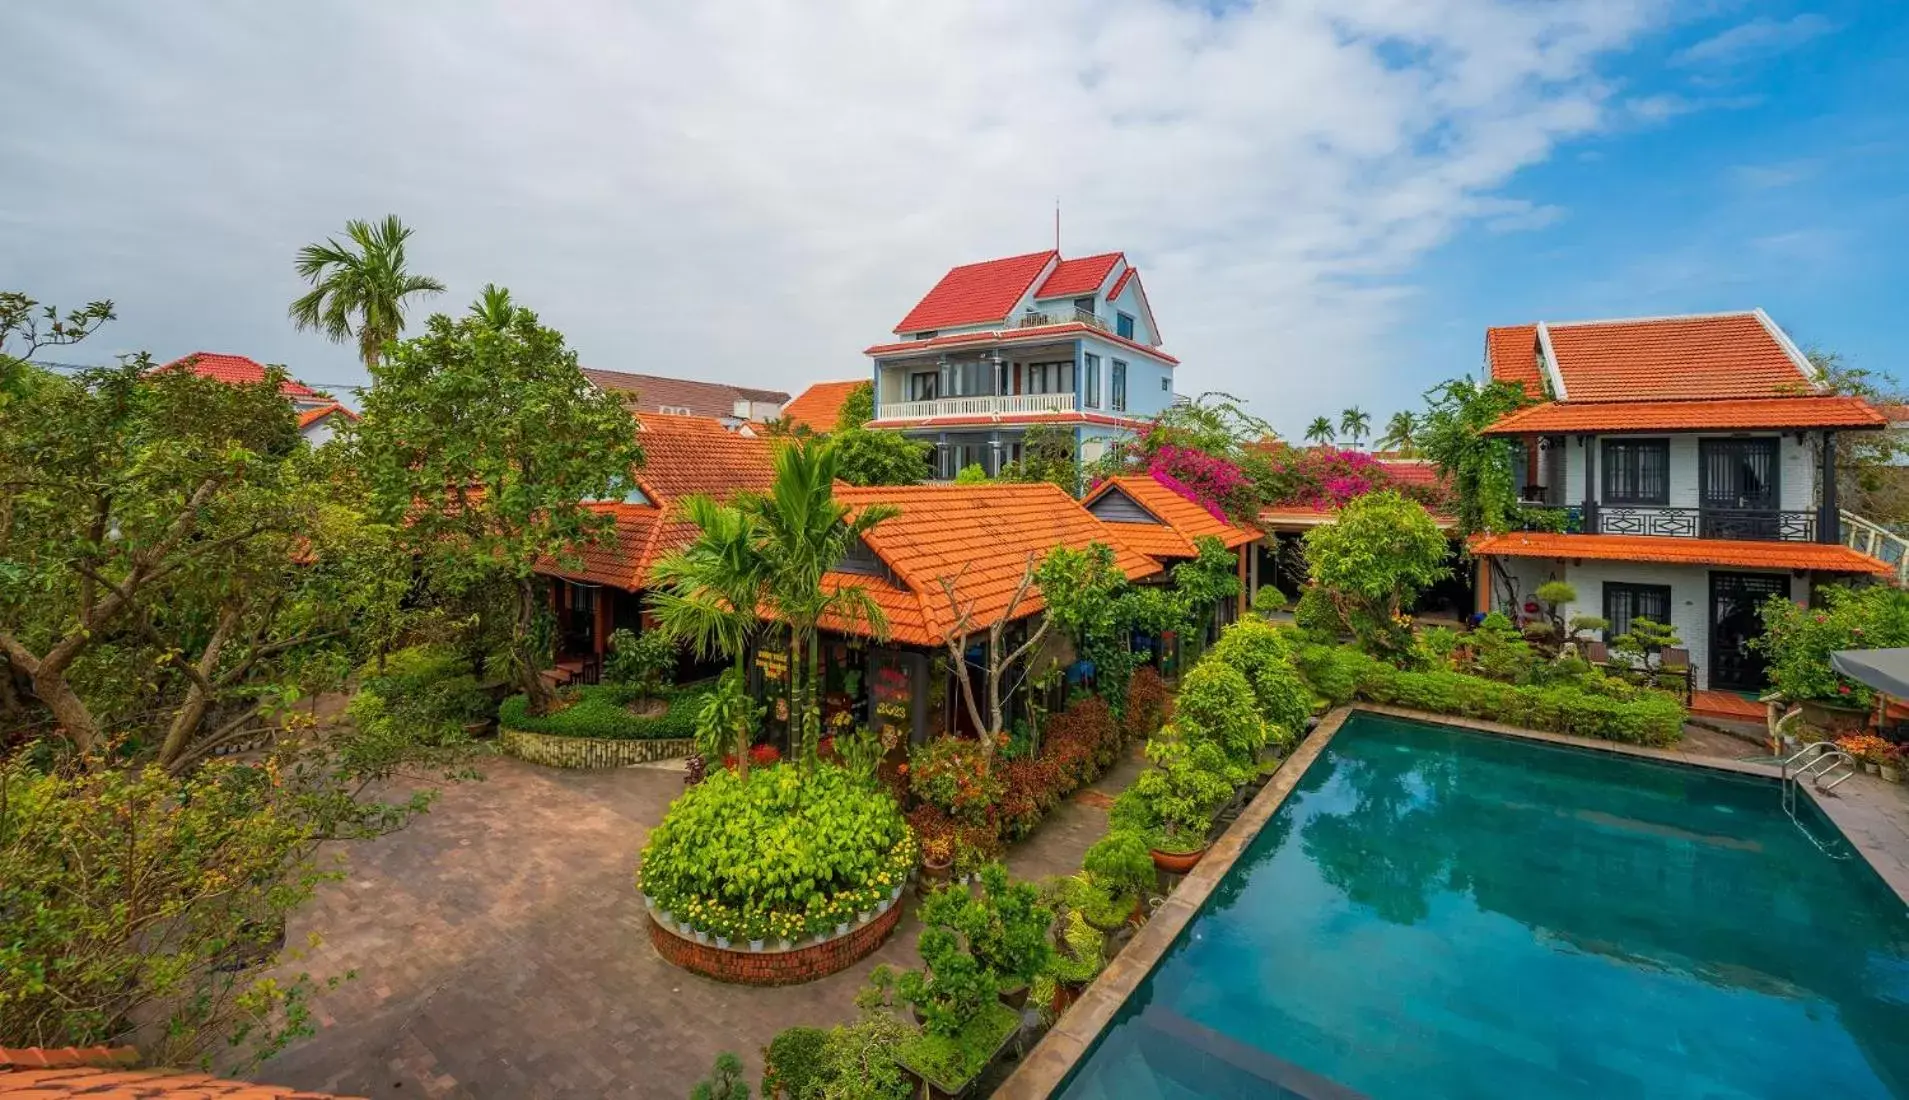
left=1709, top=572, right=1788, bottom=691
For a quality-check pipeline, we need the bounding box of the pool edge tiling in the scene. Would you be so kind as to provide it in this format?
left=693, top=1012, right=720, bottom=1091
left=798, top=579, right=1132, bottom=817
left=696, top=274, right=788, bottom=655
left=994, top=707, right=1357, bottom=1100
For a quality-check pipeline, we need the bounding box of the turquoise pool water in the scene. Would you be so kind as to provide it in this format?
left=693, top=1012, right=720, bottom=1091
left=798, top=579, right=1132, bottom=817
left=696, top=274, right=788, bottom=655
left=1056, top=713, right=1909, bottom=1099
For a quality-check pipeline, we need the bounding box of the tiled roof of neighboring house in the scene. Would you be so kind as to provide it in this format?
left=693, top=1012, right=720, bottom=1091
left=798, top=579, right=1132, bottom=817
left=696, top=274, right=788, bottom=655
left=157, top=353, right=321, bottom=399
left=783, top=380, right=866, bottom=432
left=824, top=483, right=1160, bottom=646
left=894, top=250, right=1057, bottom=333
left=864, top=322, right=1178, bottom=366
left=296, top=402, right=359, bottom=430
left=1540, top=312, right=1813, bottom=402
left=0, top=1047, right=356, bottom=1098
left=1484, top=395, right=1885, bottom=435
left=1100, top=520, right=1197, bottom=560
left=537, top=417, right=777, bottom=591
left=581, top=369, right=788, bottom=421
left=1083, top=475, right=1260, bottom=558
left=1468, top=531, right=1892, bottom=575
left=634, top=411, right=731, bottom=434
left=1484, top=325, right=1543, bottom=397
left=1033, top=253, right=1123, bottom=300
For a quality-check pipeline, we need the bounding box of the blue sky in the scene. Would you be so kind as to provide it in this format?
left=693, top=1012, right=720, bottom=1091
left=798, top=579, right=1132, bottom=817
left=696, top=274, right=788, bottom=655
left=1, top=2, right=1904, bottom=437
left=1404, top=2, right=1909, bottom=411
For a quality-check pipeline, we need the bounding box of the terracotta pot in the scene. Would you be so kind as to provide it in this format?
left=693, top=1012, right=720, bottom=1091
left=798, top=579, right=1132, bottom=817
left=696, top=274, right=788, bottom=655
left=998, top=983, right=1030, bottom=1010
left=1150, top=846, right=1207, bottom=875
left=1050, top=981, right=1082, bottom=1015
left=1801, top=699, right=1871, bottom=734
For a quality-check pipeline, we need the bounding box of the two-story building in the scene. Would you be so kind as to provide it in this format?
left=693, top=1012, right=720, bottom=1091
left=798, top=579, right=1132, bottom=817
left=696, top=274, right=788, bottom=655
left=862, top=249, right=1174, bottom=478
left=1469, top=311, right=1899, bottom=703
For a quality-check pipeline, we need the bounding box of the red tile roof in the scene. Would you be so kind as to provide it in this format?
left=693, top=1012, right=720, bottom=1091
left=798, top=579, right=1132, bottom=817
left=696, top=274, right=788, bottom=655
left=864, top=322, right=1179, bottom=366
left=1082, top=475, right=1260, bottom=557
left=157, top=353, right=320, bottom=399
left=581, top=369, right=788, bottom=420
left=1106, top=267, right=1138, bottom=303
left=1534, top=311, right=1814, bottom=403
left=1485, top=395, right=1885, bottom=435
left=824, top=483, right=1160, bottom=646
left=783, top=380, right=867, bottom=432
left=296, top=402, right=358, bottom=429
left=0, top=1047, right=356, bottom=1098
left=1469, top=531, right=1892, bottom=575
left=1484, top=325, right=1543, bottom=397
left=894, top=251, right=1057, bottom=334
left=1033, top=253, right=1123, bottom=300
left=1100, top=521, right=1197, bottom=560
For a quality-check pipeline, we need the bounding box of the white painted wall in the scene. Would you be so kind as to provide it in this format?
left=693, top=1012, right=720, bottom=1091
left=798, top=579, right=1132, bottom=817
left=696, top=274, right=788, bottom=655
left=1559, top=431, right=1817, bottom=512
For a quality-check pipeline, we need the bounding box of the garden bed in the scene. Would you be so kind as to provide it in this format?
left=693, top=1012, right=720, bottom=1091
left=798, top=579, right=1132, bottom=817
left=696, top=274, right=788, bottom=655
left=645, top=894, right=906, bottom=986
left=498, top=680, right=714, bottom=741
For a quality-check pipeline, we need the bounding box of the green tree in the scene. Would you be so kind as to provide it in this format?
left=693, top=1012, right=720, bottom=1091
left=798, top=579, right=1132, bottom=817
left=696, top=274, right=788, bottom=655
left=354, top=302, right=643, bottom=715
left=834, top=381, right=874, bottom=430
left=469, top=282, right=517, bottom=330
left=1304, top=490, right=1448, bottom=656
left=1304, top=416, right=1336, bottom=446
left=1000, top=422, right=1082, bottom=494
left=831, top=427, right=930, bottom=486
left=953, top=462, right=989, bottom=484
left=1339, top=406, right=1371, bottom=448
left=1417, top=377, right=1531, bottom=536
left=288, top=215, right=445, bottom=368
left=1378, top=410, right=1419, bottom=455
left=1802, top=349, right=1909, bottom=522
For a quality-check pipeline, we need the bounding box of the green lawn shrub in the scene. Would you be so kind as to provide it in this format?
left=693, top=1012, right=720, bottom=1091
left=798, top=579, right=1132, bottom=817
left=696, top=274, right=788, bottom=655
left=497, top=679, right=714, bottom=740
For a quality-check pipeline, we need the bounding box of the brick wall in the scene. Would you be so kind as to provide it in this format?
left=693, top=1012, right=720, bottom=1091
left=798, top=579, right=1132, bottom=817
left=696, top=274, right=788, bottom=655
left=499, top=727, right=695, bottom=769
left=647, top=900, right=904, bottom=986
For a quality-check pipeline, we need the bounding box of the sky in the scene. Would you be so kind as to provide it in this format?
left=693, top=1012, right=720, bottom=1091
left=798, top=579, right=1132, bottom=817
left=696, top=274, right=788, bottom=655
left=3, top=1, right=1905, bottom=437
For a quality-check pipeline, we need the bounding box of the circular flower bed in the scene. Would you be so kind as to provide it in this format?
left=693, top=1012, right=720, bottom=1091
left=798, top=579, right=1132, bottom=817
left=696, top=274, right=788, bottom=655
left=637, top=763, right=914, bottom=946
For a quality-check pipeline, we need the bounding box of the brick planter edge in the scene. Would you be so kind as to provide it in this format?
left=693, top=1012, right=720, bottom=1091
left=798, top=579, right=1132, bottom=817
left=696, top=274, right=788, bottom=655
left=648, top=899, right=904, bottom=986
left=499, top=727, right=695, bottom=769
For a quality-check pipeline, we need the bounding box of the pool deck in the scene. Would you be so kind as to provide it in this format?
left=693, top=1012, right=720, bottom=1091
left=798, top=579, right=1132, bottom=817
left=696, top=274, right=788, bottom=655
left=997, top=705, right=1909, bottom=1099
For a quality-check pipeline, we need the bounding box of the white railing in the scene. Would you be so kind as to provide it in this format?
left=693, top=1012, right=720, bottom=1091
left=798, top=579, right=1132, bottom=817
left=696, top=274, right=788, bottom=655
left=877, top=393, right=1078, bottom=420
left=1016, top=306, right=1109, bottom=332
left=1840, top=510, right=1909, bottom=585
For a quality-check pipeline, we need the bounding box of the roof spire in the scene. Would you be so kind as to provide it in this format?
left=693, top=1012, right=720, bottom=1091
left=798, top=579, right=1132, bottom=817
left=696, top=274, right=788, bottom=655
left=1055, top=198, right=1061, bottom=254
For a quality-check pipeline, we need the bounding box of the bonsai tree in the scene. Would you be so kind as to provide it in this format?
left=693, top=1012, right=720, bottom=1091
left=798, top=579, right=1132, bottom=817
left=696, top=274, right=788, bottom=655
left=1530, top=581, right=1608, bottom=654
left=1610, top=616, right=1681, bottom=669
left=689, top=1052, right=750, bottom=1100
left=1471, top=611, right=1535, bottom=683
left=1131, top=735, right=1234, bottom=854
left=897, top=909, right=996, bottom=1038
left=1172, top=661, right=1269, bottom=783
left=1302, top=490, right=1448, bottom=658
left=1082, top=830, right=1156, bottom=912
left=915, top=865, right=1052, bottom=999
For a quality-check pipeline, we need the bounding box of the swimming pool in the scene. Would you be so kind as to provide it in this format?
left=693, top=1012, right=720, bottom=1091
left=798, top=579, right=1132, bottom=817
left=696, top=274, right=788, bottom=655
left=1055, top=712, right=1909, bottom=1099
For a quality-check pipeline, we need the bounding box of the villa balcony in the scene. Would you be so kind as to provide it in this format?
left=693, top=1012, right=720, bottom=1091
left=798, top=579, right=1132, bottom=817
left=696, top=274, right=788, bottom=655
left=1518, top=504, right=1818, bottom=542
left=1015, top=306, right=1110, bottom=333
left=876, top=392, right=1078, bottom=421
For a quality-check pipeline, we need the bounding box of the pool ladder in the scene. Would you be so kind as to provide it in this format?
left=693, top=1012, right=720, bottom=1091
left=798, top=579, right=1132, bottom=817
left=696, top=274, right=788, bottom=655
left=1781, top=742, right=1856, bottom=859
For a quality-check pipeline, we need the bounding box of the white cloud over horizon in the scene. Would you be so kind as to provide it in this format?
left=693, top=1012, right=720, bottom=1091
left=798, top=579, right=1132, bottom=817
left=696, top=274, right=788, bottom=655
left=1, top=0, right=1672, bottom=432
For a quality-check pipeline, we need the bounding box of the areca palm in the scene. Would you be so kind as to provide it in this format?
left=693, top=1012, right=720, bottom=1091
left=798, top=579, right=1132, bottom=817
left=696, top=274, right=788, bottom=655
left=1339, top=406, right=1371, bottom=449
left=470, top=283, right=517, bottom=330
left=289, top=215, right=444, bottom=367
left=1304, top=416, right=1336, bottom=446
left=1378, top=410, right=1419, bottom=456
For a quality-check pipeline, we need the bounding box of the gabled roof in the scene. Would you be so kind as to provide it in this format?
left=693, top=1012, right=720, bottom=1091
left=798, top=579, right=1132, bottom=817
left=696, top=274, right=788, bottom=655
left=1082, top=475, right=1260, bottom=559
left=1107, top=267, right=1139, bottom=303
left=823, top=483, right=1160, bottom=646
left=296, top=402, right=359, bottom=429
left=894, top=250, right=1057, bottom=334
left=1468, top=531, right=1892, bottom=575
left=581, top=369, right=788, bottom=420
left=1488, top=311, right=1816, bottom=404
left=1484, top=395, right=1885, bottom=435
left=783, top=380, right=866, bottom=432
left=1033, top=253, right=1123, bottom=300
left=157, top=352, right=321, bottom=399
left=1484, top=325, right=1543, bottom=397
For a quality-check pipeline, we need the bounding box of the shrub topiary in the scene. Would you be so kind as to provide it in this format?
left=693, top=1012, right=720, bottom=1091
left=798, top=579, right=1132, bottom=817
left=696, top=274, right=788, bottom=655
left=1082, top=829, right=1155, bottom=899
left=637, top=763, right=914, bottom=943
left=1171, top=661, right=1267, bottom=782
left=1209, top=618, right=1310, bottom=745
left=763, top=1027, right=829, bottom=1099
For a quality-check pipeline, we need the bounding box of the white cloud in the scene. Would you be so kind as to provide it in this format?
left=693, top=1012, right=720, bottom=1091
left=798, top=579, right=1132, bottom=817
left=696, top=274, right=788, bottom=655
left=0, top=0, right=1669, bottom=430
left=1730, top=159, right=1822, bottom=190
left=1673, top=14, right=1835, bottom=68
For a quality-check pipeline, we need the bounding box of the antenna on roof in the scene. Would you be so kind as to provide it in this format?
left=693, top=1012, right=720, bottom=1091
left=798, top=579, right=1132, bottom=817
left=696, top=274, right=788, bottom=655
left=1054, top=199, right=1061, bottom=253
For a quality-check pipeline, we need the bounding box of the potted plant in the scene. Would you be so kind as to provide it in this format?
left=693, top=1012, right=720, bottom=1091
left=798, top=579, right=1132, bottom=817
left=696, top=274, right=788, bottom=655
left=1033, top=910, right=1106, bottom=1016
left=1131, top=737, right=1233, bottom=873
left=967, top=865, right=1053, bottom=1011
left=762, top=1026, right=829, bottom=1100
left=1081, top=830, right=1156, bottom=927
left=920, top=834, right=953, bottom=887
left=1882, top=745, right=1904, bottom=784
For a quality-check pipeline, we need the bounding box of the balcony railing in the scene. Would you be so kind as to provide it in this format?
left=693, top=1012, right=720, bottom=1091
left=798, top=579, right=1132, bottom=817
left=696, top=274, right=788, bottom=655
left=1016, top=306, right=1109, bottom=333
left=1518, top=504, right=1817, bottom=542
left=876, top=393, right=1078, bottom=420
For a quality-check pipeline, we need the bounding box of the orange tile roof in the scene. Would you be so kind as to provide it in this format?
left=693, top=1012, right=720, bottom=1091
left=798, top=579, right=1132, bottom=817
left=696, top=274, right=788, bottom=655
left=894, top=250, right=1056, bottom=333
left=1082, top=475, right=1260, bottom=556
left=1099, top=520, right=1196, bottom=559
left=783, top=380, right=866, bottom=432
left=1485, top=325, right=1543, bottom=397
left=0, top=1047, right=356, bottom=1098
left=156, top=353, right=320, bottom=399
left=295, top=402, right=358, bottom=429
left=1546, top=311, right=1813, bottom=402
left=634, top=411, right=731, bottom=434
left=1033, top=253, right=1123, bottom=299
left=1484, top=395, right=1885, bottom=435
left=1468, top=531, right=1892, bottom=575
left=824, top=483, right=1161, bottom=646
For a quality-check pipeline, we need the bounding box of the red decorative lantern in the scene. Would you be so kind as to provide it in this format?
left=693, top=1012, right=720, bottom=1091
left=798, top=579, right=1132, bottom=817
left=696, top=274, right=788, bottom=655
left=1523, top=601, right=1540, bottom=615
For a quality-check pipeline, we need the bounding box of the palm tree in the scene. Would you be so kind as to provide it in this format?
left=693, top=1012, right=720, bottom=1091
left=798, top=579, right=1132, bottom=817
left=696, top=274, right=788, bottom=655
left=747, top=436, right=895, bottom=765
left=649, top=495, right=769, bottom=773
left=470, top=283, right=517, bottom=330
left=1339, top=406, right=1371, bottom=449
left=289, top=215, right=445, bottom=368
left=1378, top=410, right=1419, bottom=456
left=1304, top=416, right=1336, bottom=446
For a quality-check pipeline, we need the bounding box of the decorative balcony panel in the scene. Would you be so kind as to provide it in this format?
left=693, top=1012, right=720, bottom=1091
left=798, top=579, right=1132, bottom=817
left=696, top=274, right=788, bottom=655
left=875, top=393, right=1078, bottom=420
left=1523, top=504, right=1818, bottom=543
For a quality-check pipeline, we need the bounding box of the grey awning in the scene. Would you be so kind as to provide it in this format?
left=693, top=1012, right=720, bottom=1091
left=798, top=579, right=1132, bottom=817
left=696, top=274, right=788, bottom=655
left=1830, top=648, right=1909, bottom=698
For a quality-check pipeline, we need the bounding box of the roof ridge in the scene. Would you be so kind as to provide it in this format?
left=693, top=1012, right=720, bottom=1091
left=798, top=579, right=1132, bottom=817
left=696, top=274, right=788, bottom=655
left=1540, top=309, right=1762, bottom=329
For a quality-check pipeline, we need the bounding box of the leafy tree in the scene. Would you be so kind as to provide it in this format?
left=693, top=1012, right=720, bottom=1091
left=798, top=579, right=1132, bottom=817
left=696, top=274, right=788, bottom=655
left=650, top=495, right=770, bottom=698
left=1304, top=416, right=1336, bottom=446
left=469, top=282, right=518, bottom=330
left=1417, top=377, right=1531, bottom=536
left=689, top=1052, right=751, bottom=1100
left=1801, top=349, right=1909, bottom=522
left=1339, top=406, right=1371, bottom=449
left=999, top=421, right=1080, bottom=494
left=834, top=381, right=874, bottom=430
left=288, top=215, right=444, bottom=368
left=354, top=301, right=643, bottom=715
left=1378, top=410, right=1419, bottom=455
left=831, top=427, right=930, bottom=486
left=1303, top=490, right=1447, bottom=656
left=953, top=462, right=989, bottom=484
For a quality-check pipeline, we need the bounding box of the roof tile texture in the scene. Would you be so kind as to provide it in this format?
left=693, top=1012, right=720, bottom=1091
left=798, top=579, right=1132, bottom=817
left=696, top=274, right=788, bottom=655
left=157, top=353, right=320, bottom=399
left=1485, top=325, right=1542, bottom=396
left=1545, top=313, right=1810, bottom=402
left=1469, top=531, right=1892, bottom=575
left=1485, top=395, right=1884, bottom=435
left=782, top=380, right=865, bottom=432
left=1033, top=253, right=1123, bottom=300
left=1083, top=476, right=1260, bottom=556
left=0, top=1047, right=356, bottom=1098
left=581, top=369, right=787, bottom=420
left=894, top=251, right=1056, bottom=333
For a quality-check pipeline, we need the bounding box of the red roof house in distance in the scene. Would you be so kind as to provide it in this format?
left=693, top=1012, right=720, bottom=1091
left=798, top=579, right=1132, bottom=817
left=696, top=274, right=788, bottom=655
left=1470, top=309, right=1895, bottom=703
left=581, top=368, right=788, bottom=429
left=157, top=352, right=330, bottom=408
left=863, top=248, right=1175, bottom=480
left=783, top=379, right=867, bottom=432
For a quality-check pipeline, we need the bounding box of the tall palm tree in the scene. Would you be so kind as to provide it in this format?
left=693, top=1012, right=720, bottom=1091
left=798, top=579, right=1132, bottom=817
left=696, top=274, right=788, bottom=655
left=1378, top=410, right=1419, bottom=456
left=470, top=283, right=517, bottom=330
left=1339, top=406, right=1371, bottom=449
left=1304, top=416, right=1336, bottom=446
left=289, top=215, right=445, bottom=368
left=748, top=436, right=895, bottom=766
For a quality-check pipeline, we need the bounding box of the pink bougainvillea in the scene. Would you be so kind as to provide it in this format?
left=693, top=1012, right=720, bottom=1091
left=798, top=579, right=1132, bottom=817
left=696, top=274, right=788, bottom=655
left=1146, top=444, right=1253, bottom=520
left=1257, top=445, right=1448, bottom=511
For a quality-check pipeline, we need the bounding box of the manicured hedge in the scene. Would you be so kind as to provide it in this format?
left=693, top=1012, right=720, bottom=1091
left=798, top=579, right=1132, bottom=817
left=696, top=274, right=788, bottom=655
left=498, top=680, right=714, bottom=740
left=1294, top=644, right=1685, bottom=747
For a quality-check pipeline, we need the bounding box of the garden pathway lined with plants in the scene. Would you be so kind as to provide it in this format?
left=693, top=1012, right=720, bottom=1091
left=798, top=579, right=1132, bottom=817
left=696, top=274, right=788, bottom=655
left=252, top=748, right=1144, bottom=1099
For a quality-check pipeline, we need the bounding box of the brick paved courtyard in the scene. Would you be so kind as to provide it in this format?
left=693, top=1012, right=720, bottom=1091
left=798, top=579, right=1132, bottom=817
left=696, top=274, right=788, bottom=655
left=253, top=749, right=1142, bottom=1100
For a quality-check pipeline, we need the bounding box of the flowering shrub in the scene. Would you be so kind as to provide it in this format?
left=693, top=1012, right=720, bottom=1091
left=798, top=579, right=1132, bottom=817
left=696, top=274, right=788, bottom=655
left=1257, top=444, right=1451, bottom=512
left=997, top=755, right=1069, bottom=841
left=908, top=737, right=1004, bottom=825
left=1146, top=446, right=1255, bottom=521
left=722, top=743, right=782, bottom=771
left=1836, top=735, right=1894, bottom=763
left=637, top=763, right=914, bottom=942
left=1758, top=585, right=1909, bottom=707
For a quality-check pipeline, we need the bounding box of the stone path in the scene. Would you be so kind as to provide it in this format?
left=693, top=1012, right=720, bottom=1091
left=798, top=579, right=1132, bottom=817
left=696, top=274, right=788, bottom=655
left=254, top=747, right=1143, bottom=1100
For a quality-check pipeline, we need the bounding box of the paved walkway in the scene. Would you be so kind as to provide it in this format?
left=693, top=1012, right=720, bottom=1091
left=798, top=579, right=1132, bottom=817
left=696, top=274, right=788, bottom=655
left=254, top=748, right=1142, bottom=1100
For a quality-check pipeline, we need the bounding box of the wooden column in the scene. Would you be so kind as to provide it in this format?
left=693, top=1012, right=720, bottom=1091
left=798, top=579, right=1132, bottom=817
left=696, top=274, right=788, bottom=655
left=1474, top=558, right=1492, bottom=616
left=1236, top=545, right=1249, bottom=617
left=594, top=589, right=612, bottom=656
